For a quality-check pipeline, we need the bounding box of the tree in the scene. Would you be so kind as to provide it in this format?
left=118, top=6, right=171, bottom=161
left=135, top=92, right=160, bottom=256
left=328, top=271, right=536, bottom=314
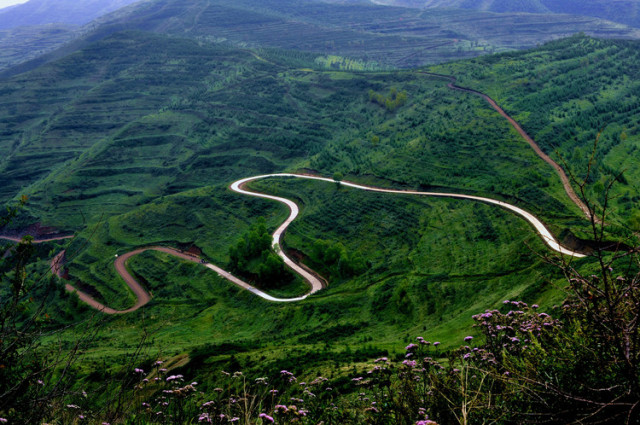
left=257, top=252, right=287, bottom=287
left=229, top=218, right=293, bottom=288
left=333, top=172, right=344, bottom=189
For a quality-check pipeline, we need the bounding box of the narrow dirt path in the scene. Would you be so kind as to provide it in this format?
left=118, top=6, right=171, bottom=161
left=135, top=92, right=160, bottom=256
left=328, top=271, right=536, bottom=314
left=419, top=72, right=592, bottom=220
left=34, top=173, right=586, bottom=314
left=53, top=245, right=314, bottom=314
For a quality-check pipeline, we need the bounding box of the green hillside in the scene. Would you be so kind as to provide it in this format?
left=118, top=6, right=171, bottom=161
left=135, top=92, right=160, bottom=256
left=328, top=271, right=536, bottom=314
left=1, top=12, right=640, bottom=420
left=434, top=35, right=640, bottom=227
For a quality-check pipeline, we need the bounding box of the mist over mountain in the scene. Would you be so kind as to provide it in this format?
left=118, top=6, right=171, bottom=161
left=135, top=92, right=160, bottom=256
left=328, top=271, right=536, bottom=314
left=1, top=0, right=639, bottom=75
left=0, top=0, right=142, bottom=29
left=7, top=0, right=639, bottom=73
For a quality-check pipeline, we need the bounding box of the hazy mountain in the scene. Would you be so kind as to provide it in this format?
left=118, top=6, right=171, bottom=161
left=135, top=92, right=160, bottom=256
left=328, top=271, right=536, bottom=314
left=0, top=0, right=143, bottom=29
left=2, top=0, right=639, bottom=75
left=0, top=24, right=76, bottom=69
left=0, top=0, right=147, bottom=71
left=47, top=0, right=640, bottom=66
left=373, top=0, right=640, bottom=28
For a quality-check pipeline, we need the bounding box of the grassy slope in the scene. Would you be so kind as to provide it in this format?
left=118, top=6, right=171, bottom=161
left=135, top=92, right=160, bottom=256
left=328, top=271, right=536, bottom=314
left=434, top=35, right=640, bottom=230
left=25, top=56, right=583, bottom=309
left=66, top=177, right=568, bottom=387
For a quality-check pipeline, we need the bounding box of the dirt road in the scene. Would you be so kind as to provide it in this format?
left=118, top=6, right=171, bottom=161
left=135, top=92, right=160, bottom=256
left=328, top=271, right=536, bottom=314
left=419, top=72, right=593, bottom=220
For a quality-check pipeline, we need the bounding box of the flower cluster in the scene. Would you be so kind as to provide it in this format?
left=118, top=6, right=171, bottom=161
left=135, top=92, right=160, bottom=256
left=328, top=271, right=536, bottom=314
left=472, top=301, right=562, bottom=357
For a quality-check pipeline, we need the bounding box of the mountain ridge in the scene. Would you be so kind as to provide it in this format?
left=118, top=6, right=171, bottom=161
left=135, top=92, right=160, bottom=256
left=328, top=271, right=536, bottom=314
left=372, top=0, right=640, bottom=28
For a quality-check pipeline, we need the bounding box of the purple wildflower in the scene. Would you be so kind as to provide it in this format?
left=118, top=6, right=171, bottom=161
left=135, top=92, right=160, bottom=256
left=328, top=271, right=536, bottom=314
left=259, top=413, right=274, bottom=423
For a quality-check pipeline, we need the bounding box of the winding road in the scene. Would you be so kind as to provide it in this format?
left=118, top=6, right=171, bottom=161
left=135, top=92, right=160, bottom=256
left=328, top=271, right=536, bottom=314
left=2, top=73, right=594, bottom=313
left=35, top=173, right=586, bottom=314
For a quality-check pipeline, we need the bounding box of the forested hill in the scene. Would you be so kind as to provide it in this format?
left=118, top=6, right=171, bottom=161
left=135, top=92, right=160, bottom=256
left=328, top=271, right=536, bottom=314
left=1, top=11, right=640, bottom=421
left=433, top=35, right=640, bottom=228
left=3, top=32, right=640, bottom=239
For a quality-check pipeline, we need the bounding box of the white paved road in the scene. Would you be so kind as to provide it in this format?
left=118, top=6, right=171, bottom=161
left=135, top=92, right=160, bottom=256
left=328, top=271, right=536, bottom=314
left=10, top=173, right=585, bottom=313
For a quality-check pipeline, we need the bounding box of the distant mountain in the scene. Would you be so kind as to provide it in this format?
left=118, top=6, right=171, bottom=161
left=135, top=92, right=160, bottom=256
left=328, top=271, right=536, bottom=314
left=61, top=0, right=640, bottom=67
left=373, top=0, right=640, bottom=28
left=0, top=0, right=146, bottom=71
left=0, top=24, right=76, bottom=69
left=2, top=0, right=640, bottom=75
left=0, top=0, right=143, bottom=29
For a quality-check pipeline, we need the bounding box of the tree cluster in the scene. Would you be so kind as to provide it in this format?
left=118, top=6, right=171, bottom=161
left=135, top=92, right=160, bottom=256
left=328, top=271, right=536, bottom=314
left=369, top=87, right=408, bottom=112
left=309, top=239, right=366, bottom=279
left=228, top=218, right=290, bottom=288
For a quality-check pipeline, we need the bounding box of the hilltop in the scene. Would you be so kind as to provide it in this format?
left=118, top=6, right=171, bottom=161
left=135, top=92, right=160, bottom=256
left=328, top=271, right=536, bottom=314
left=0, top=0, right=142, bottom=29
